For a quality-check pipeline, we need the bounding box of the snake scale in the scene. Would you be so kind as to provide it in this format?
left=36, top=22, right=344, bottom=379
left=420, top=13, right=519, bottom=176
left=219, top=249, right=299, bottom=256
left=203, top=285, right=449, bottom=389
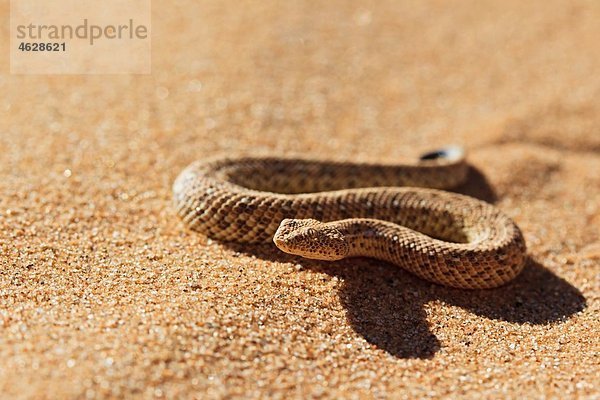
left=173, top=147, right=527, bottom=289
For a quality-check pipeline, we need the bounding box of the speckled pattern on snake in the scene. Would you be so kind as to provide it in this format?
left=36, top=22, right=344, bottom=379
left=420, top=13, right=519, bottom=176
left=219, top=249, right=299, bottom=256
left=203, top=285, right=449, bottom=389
left=173, top=147, right=527, bottom=289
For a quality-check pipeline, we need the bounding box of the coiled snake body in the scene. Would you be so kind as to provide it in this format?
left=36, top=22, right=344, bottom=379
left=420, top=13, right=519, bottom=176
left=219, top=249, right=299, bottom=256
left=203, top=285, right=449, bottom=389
left=173, top=147, right=526, bottom=289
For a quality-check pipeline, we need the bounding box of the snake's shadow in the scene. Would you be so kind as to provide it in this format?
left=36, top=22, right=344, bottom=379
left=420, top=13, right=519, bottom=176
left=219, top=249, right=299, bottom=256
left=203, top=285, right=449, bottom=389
left=227, top=246, right=585, bottom=359
left=334, top=257, right=585, bottom=358
left=456, top=165, right=498, bottom=203
left=220, top=166, right=586, bottom=358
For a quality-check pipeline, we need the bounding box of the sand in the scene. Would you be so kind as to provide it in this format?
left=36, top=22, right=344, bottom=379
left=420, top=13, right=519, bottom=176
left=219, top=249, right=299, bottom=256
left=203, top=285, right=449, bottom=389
left=0, top=0, right=599, bottom=398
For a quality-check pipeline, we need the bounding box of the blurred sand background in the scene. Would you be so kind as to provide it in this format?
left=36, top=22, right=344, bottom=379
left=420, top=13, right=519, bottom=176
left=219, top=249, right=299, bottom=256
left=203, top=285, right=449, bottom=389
left=0, top=0, right=599, bottom=398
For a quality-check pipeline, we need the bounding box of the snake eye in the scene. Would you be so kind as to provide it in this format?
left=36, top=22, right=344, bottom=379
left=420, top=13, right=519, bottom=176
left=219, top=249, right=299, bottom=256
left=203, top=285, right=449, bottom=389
left=306, top=228, right=316, bottom=236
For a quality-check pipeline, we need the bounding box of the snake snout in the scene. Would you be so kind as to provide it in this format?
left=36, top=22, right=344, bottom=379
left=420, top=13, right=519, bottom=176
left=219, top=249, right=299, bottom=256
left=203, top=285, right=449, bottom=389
left=273, top=218, right=349, bottom=261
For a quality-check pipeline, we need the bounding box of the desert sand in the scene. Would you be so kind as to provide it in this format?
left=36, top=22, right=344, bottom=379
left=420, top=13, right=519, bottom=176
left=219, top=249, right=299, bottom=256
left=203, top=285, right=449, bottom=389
left=0, top=0, right=598, bottom=398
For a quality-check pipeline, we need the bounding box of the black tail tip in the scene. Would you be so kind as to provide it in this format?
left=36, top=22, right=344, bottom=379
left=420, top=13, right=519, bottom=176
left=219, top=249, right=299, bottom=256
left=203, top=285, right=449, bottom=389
left=419, top=146, right=464, bottom=162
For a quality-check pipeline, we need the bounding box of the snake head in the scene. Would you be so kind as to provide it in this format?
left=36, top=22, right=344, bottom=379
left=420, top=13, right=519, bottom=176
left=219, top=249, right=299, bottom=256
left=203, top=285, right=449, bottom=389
left=273, top=218, right=349, bottom=261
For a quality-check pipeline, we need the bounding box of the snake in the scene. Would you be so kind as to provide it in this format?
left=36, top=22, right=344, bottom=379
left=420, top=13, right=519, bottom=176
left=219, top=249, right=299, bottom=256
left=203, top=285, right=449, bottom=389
left=173, top=147, right=527, bottom=289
